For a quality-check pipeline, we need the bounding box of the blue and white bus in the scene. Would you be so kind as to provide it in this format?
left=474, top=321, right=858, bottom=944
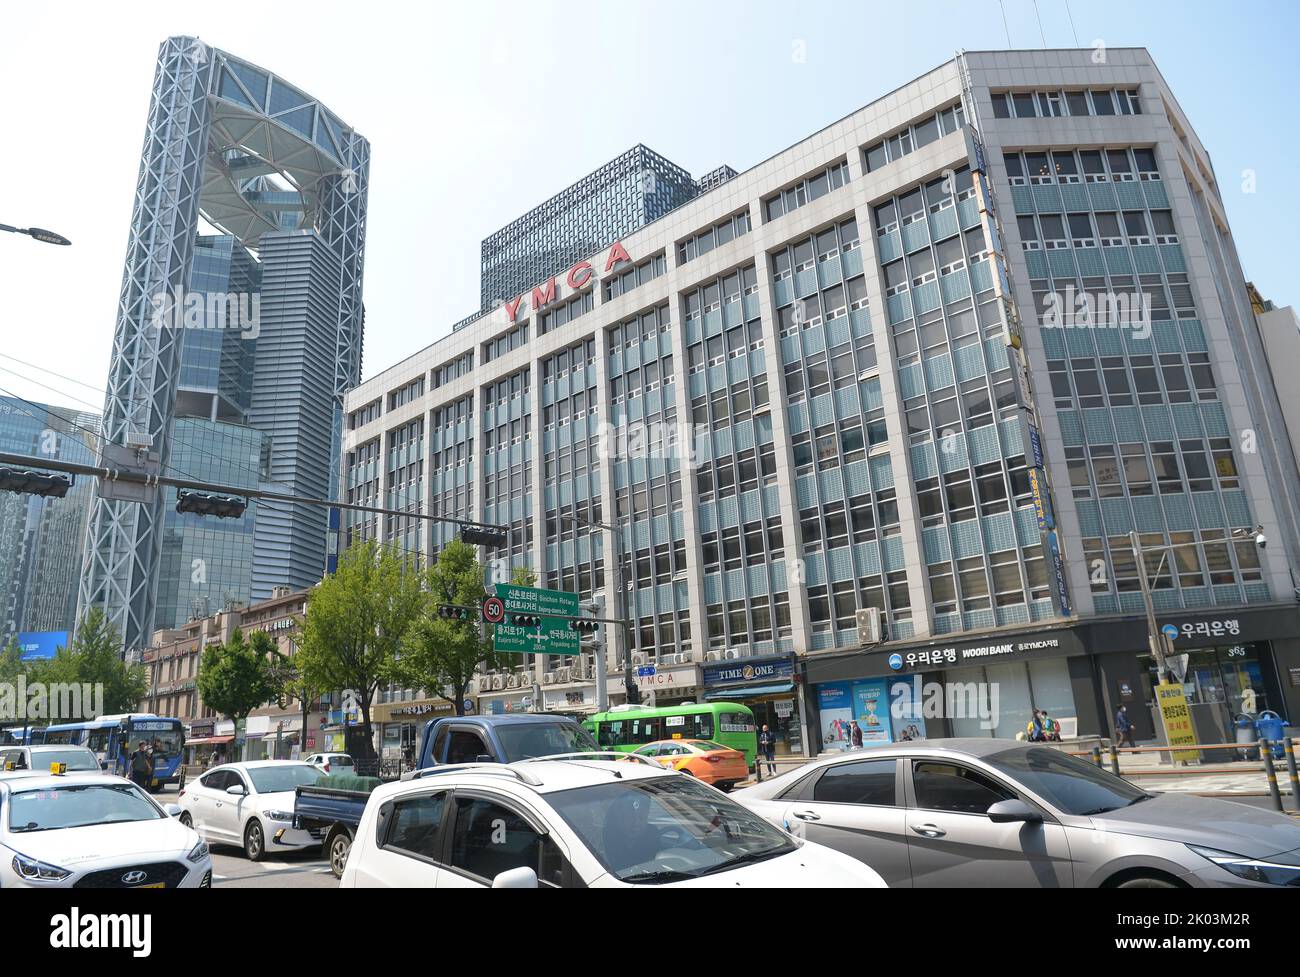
left=0, top=725, right=38, bottom=746
left=35, top=713, right=185, bottom=789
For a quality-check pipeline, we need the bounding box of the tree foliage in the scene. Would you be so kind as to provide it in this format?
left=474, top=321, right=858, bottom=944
left=38, top=609, right=146, bottom=715
left=196, top=629, right=284, bottom=727
left=396, top=540, right=504, bottom=717
left=298, top=540, right=422, bottom=757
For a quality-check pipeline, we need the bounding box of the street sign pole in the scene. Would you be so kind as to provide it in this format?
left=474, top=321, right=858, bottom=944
left=590, top=596, right=608, bottom=713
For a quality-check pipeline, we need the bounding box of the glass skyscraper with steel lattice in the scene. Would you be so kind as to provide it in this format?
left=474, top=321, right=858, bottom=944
left=344, top=49, right=1300, bottom=756
left=80, top=37, right=369, bottom=647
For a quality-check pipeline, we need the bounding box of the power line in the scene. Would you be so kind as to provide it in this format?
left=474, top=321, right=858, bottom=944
left=1065, top=0, right=1080, bottom=46
left=998, top=0, right=1012, bottom=46
left=0, top=365, right=266, bottom=490
left=1033, top=0, right=1048, bottom=46
left=0, top=380, right=242, bottom=497
left=0, top=351, right=105, bottom=394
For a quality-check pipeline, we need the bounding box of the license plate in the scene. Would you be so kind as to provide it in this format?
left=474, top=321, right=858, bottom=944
left=138, top=883, right=165, bottom=889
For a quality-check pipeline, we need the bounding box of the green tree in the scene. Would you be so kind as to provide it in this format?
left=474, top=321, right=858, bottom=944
left=398, top=540, right=512, bottom=718
left=297, top=540, right=422, bottom=760
left=40, top=609, right=146, bottom=716
left=196, top=629, right=285, bottom=759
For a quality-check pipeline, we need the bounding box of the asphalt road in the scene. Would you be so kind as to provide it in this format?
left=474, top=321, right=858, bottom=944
left=154, top=783, right=339, bottom=888
left=209, top=846, right=338, bottom=888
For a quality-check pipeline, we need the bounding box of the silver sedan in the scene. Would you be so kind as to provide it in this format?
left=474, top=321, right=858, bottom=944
left=733, top=738, right=1300, bottom=888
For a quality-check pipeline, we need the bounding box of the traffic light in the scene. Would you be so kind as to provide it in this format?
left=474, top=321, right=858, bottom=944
left=624, top=678, right=642, bottom=705
left=460, top=523, right=508, bottom=548
left=511, top=614, right=541, bottom=627
left=0, top=467, right=72, bottom=499
left=175, top=489, right=247, bottom=519
left=438, top=604, right=473, bottom=621
left=570, top=618, right=599, bottom=634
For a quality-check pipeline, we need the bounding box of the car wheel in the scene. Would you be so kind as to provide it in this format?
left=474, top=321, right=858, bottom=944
left=179, top=811, right=193, bottom=829
left=327, top=828, right=352, bottom=879
left=680, top=767, right=696, bottom=777
left=244, top=819, right=265, bottom=862
left=1116, top=876, right=1179, bottom=888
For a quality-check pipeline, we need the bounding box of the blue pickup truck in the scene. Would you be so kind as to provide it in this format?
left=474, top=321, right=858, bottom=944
left=294, top=714, right=597, bottom=877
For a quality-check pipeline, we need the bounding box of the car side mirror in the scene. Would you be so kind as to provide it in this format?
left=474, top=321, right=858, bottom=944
left=490, top=866, right=538, bottom=889
left=226, top=784, right=247, bottom=796
left=987, top=799, right=1042, bottom=824
left=165, top=804, right=182, bottom=817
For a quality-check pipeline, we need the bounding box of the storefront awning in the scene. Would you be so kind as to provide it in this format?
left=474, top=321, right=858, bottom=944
left=186, top=735, right=234, bottom=746
left=705, top=682, right=794, bottom=700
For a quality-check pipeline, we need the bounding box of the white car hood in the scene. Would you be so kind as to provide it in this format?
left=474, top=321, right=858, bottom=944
left=617, top=842, right=886, bottom=888
left=7, top=817, right=197, bottom=871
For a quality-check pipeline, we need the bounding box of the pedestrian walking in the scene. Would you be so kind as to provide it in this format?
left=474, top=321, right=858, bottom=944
left=129, top=740, right=153, bottom=789
left=1115, top=704, right=1136, bottom=748
left=759, top=724, right=777, bottom=776
left=850, top=720, right=863, bottom=749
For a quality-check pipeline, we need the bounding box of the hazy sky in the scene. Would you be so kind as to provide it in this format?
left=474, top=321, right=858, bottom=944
left=2, top=0, right=1297, bottom=416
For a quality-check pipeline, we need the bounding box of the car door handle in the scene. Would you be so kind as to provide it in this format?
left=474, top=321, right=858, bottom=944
left=911, top=823, right=946, bottom=838
left=792, top=810, right=821, bottom=822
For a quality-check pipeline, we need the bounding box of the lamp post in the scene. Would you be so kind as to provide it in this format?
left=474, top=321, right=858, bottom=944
left=1129, top=526, right=1266, bottom=682
left=560, top=512, right=636, bottom=704
left=0, top=223, right=71, bottom=246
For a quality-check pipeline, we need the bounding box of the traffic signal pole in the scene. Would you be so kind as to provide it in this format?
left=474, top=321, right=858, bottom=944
left=0, top=449, right=506, bottom=537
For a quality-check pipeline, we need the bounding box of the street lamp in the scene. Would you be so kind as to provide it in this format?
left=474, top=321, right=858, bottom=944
left=559, top=511, right=637, bottom=704
left=0, top=222, right=71, bottom=246
left=1129, top=526, right=1265, bottom=681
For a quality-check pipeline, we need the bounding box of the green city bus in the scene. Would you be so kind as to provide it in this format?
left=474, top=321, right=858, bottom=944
left=584, top=702, right=758, bottom=767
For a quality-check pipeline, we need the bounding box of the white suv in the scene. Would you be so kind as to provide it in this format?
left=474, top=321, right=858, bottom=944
left=341, top=756, right=885, bottom=888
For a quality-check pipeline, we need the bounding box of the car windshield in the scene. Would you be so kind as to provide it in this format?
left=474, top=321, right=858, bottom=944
left=495, top=722, right=598, bottom=761
left=547, top=774, right=796, bottom=883
left=32, top=749, right=99, bottom=772
left=246, top=764, right=323, bottom=794
left=984, top=746, right=1150, bottom=815
left=693, top=741, right=732, bottom=753
left=329, top=756, right=353, bottom=766
left=8, top=783, right=162, bottom=832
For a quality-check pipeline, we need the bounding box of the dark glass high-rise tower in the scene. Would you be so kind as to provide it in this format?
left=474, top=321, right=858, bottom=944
left=478, top=144, right=696, bottom=311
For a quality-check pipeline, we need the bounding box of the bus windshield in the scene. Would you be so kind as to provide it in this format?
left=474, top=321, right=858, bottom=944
left=133, top=723, right=183, bottom=760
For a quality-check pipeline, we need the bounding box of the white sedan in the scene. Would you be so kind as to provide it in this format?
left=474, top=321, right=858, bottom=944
left=342, top=756, right=886, bottom=888
left=0, top=772, right=211, bottom=888
left=177, top=760, right=322, bottom=861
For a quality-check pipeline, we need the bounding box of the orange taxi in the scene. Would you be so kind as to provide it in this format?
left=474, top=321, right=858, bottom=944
left=632, top=739, right=749, bottom=791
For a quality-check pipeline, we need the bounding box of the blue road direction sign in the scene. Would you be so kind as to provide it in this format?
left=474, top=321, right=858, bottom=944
left=492, top=585, right=581, bottom=655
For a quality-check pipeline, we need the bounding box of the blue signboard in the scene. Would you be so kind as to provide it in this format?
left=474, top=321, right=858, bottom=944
left=17, top=631, right=67, bottom=660
left=702, top=656, right=794, bottom=687
left=1046, top=530, right=1072, bottom=617
left=1028, top=424, right=1044, bottom=469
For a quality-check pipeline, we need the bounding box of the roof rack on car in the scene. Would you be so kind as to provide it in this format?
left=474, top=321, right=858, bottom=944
left=410, top=763, right=544, bottom=787
left=523, top=751, right=661, bottom=767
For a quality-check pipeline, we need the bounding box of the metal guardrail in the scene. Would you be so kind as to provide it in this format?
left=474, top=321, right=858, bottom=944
left=1077, top=737, right=1300, bottom=814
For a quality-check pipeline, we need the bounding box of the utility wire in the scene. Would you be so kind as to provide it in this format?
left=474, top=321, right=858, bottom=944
left=0, top=364, right=267, bottom=490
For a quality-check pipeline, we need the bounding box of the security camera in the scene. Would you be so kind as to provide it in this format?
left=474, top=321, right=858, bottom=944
left=1256, top=532, right=1267, bottom=549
